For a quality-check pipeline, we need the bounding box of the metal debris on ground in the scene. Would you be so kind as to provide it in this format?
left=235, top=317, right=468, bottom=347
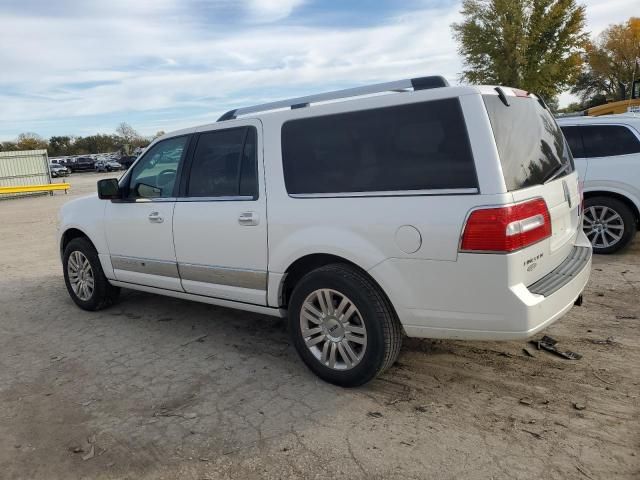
left=573, top=402, right=586, bottom=411
left=519, top=398, right=533, bottom=406
left=181, top=334, right=208, bottom=347
left=522, top=347, right=536, bottom=357
left=521, top=429, right=542, bottom=439
left=82, top=445, right=95, bottom=461
left=590, top=336, right=616, bottom=345
left=367, top=411, right=383, bottom=418
left=532, top=335, right=582, bottom=360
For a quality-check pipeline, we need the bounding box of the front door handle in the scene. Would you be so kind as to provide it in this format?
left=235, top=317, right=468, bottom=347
left=238, top=211, right=259, bottom=226
left=148, top=211, right=164, bottom=223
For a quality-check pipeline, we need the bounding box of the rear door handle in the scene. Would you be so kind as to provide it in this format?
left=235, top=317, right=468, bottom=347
left=238, top=211, right=259, bottom=226
left=148, top=211, right=164, bottom=223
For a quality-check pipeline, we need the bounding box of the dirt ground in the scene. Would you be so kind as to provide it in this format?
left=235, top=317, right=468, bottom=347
left=0, top=172, right=638, bottom=480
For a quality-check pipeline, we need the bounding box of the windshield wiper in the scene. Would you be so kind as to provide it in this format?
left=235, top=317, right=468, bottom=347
left=543, top=163, right=570, bottom=184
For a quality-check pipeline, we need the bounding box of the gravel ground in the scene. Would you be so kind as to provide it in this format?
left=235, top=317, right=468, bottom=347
left=0, top=173, right=638, bottom=480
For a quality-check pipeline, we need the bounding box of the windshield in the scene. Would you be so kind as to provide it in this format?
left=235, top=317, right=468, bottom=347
left=483, top=95, right=574, bottom=191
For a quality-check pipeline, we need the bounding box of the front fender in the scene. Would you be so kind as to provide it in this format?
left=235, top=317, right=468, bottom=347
left=58, top=195, right=110, bottom=273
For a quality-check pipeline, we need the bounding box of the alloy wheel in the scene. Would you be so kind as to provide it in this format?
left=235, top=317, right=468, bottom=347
left=583, top=205, right=625, bottom=249
left=300, top=289, right=368, bottom=371
left=67, top=251, right=95, bottom=301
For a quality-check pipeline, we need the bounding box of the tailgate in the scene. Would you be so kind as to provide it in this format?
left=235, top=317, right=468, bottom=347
left=483, top=91, right=581, bottom=286
left=511, top=172, right=581, bottom=285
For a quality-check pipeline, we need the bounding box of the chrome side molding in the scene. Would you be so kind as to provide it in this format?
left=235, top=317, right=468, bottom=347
left=179, top=263, right=267, bottom=290
left=111, top=256, right=180, bottom=278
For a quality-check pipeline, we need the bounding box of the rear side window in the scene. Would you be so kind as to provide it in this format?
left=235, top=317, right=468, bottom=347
left=484, top=95, right=574, bottom=191
left=187, top=127, right=258, bottom=198
left=560, top=126, right=585, bottom=158
left=281, top=98, right=477, bottom=195
left=580, top=125, right=640, bottom=158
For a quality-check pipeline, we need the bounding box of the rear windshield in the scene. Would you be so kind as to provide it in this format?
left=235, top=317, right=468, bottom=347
left=483, top=95, right=574, bottom=191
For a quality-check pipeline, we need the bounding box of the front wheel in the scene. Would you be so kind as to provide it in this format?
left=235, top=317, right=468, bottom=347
left=63, top=237, right=120, bottom=310
left=288, top=264, right=402, bottom=387
left=583, top=196, right=636, bottom=254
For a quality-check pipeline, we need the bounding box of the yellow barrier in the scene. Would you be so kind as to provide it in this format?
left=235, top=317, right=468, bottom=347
left=0, top=183, right=70, bottom=195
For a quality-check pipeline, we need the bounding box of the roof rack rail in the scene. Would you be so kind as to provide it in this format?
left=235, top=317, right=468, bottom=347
left=217, top=75, right=449, bottom=121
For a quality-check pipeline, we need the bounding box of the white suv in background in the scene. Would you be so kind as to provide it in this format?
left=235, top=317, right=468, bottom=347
left=557, top=115, right=640, bottom=253
left=58, top=77, right=591, bottom=386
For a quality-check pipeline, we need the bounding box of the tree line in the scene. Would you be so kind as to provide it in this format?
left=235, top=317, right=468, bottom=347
left=0, top=123, right=166, bottom=156
left=453, top=2, right=638, bottom=112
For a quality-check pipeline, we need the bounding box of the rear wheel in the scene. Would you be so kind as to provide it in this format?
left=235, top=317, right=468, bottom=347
left=63, top=237, right=120, bottom=310
left=583, top=196, right=636, bottom=254
left=288, top=264, right=402, bottom=387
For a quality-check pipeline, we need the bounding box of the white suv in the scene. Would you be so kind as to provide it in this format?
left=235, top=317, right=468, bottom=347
left=58, top=77, right=592, bottom=386
left=557, top=115, right=640, bottom=253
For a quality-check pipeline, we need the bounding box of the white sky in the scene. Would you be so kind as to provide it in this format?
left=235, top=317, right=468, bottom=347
left=0, top=0, right=636, bottom=140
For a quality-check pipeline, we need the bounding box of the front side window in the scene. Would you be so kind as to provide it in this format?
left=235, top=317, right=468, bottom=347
left=281, top=98, right=477, bottom=195
left=127, top=136, right=189, bottom=199
left=186, top=126, right=258, bottom=198
left=580, top=125, right=640, bottom=158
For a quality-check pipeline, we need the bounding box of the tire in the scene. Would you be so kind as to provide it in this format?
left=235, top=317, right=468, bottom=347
left=583, top=196, right=636, bottom=254
left=63, top=237, right=120, bottom=311
left=288, top=263, right=402, bottom=387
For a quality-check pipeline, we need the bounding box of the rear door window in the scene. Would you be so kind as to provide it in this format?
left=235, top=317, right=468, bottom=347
left=281, top=98, right=477, bottom=195
left=560, top=126, right=585, bottom=158
left=580, top=125, right=640, bottom=158
left=186, top=127, right=258, bottom=198
left=483, top=95, right=574, bottom=191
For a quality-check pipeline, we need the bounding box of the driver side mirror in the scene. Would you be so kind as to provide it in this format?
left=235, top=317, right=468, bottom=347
left=97, top=178, right=121, bottom=200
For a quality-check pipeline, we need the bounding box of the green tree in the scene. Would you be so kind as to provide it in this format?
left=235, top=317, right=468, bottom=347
left=16, top=132, right=48, bottom=151
left=74, top=134, right=120, bottom=154
left=572, top=17, right=640, bottom=103
left=48, top=136, right=75, bottom=156
left=452, top=0, right=588, bottom=99
left=0, top=141, right=19, bottom=152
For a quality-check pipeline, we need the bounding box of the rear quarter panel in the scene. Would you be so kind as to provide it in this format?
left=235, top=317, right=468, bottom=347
left=261, top=90, right=512, bottom=310
left=583, top=153, right=640, bottom=213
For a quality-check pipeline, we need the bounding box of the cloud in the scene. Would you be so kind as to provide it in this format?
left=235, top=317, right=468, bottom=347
left=245, top=0, right=305, bottom=23
left=0, top=0, right=637, bottom=137
left=0, top=2, right=462, bottom=139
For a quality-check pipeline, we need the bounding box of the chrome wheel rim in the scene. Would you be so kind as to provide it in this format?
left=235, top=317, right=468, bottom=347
left=300, top=289, right=367, bottom=371
left=583, top=206, right=624, bottom=249
left=67, top=251, right=94, bottom=301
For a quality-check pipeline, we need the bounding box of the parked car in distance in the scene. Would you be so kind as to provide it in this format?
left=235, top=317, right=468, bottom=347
left=557, top=114, right=640, bottom=253
left=69, top=157, right=96, bottom=172
left=49, top=163, right=69, bottom=178
left=58, top=77, right=592, bottom=387
left=95, top=160, right=123, bottom=172
left=118, top=155, right=137, bottom=169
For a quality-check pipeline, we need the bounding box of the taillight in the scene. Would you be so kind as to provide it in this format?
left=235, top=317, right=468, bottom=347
left=460, top=198, right=552, bottom=253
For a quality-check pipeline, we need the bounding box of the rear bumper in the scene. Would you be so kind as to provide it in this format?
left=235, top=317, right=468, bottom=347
left=369, top=232, right=592, bottom=340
